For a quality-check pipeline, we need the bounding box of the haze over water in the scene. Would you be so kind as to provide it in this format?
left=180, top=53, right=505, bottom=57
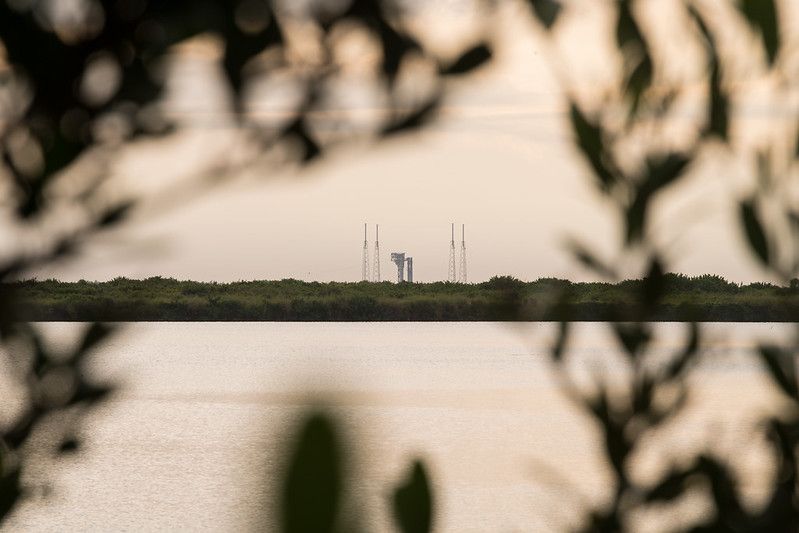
left=3, top=322, right=787, bottom=532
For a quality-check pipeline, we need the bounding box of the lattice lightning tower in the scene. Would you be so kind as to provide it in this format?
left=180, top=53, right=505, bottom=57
left=361, top=223, right=370, bottom=281
left=459, top=224, right=467, bottom=283
left=372, top=224, right=381, bottom=282
left=448, top=222, right=456, bottom=283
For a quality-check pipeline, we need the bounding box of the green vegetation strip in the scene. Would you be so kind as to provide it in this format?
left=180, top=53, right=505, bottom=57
left=7, top=275, right=799, bottom=322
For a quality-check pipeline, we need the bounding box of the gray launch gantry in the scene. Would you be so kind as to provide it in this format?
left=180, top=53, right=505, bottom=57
left=390, top=252, right=413, bottom=283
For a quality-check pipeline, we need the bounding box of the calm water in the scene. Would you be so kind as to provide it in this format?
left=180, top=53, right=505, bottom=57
left=2, top=322, right=792, bottom=532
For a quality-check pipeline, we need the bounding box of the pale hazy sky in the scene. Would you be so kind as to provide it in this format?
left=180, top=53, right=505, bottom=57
left=32, top=0, right=794, bottom=283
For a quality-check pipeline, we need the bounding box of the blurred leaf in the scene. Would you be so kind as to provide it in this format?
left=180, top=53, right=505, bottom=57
left=52, top=237, right=77, bottom=260
left=552, top=321, right=570, bottom=362
left=28, top=326, right=50, bottom=372
left=796, top=127, right=799, bottom=158
left=665, top=322, right=699, bottom=380
left=281, top=413, right=341, bottom=533
left=755, top=150, right=774, bottom=192
left=284, top=118, right=321, bottom=163
left=377, top=20, right=421, bottom=83
left=627, top=153, right=691, bottom=242
left=766, top=417, right=799, bottom=477
left=528, top=0, right=562, bottom=30
left=587, top=387, right=630, bottom=479
left=14, top=178, right=46, bottom=220
left=4, top=408, right=40, bottom=449
left=335, top=0, right=420, bottom=82
left=688, top=6, right=728, bottom=141
left=615, top=0, right=643, bottom=50
left=738, top=0, right=780, bottom=66
left=58, top=438, right=80, bottom=454
left=688, top=5, right=713, bottom=44
left=625, top=52, right=652, bottom=114
left=441, top=44, right=492, bottom=76
left=383, top=98, right=440, bottom=137
left=696, top=455, right=744, bottom=517
left=643, top=466, right=697, bottom=503
left=71, top=381, right=112, bottom=405
left=632, top=374, right=654, bottom=415
left=708, top=62, right=729, bottom=141
left=646, top=383, right=689, bottom=427
left=74, top=323, right=114, bottom=361
left=97, top=201, right=135, bottom=228
left=566, top=240, right=616, bottom=279
left=641, top=256, right=665, bottom=305
left=614, top=0, right=653, bottom=113
left=222, top=9, right=282, bottom=98
left=0, top=467, right=22, bottom=521
left=613, top=322, right=650, bottom=359
left=740, top=199, right=770, bottom=265
left=392, top=460, right=433, bottom=533
left=0, top=285, right=18, bottom=336
left=650, top=88, right=678, bottom=118
left=759, top=345, right=798, bottom=399
left=569, top=103, right=617, bottom=191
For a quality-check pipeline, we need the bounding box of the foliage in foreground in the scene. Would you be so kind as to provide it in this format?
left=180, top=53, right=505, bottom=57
left=0, top=0, right=491, bottom=524
left=2, top=0, right=799, bottom=532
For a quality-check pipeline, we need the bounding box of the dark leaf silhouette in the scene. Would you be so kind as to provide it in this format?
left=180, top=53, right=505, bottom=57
left=0, top=467, right=22, bottom=521
left=71, top=382, right=113, bottom=405
left=383, top=99, right=441, bottom=137
left=627, top=153, right=691, bottom=242
left=441, top=44, right=492, bottom=76
left=614, top=0, right=653, bottom=114
left=615, top=1, right=644, bottom=50
left=696, top=455, right=745, bottom=519
left=281, top=413, right=342, bottom=533
left=75, top=323, right=115, bottom=361
left=58, top=438, right=80, bottom=454
left=665, top=323, right=699, bottom=380
left=567, top=240, right=616, bottom=279
left=641, top=256, right=665, bottom=306
left=97, top=201, right=135, bottom=228
left=688, top=6, right=728, bottom=141
left=738, top=0, right=780, bottom=66
left=612, top=322, right=650, bottom=359
left=625, top=52, right=653, bottom=113
left=740, top=199, right=770, bottom=265
left=708, top=62, right=729, bottom=141
left=643, top=465, right=698, bottom=503
left=392, top=460, right=433, bottom=533
left=632, top=375, right=655, bottom=415
left=222, top=8, right=283, bottom=98
left=759, top=345, right=798, bottom=400
left=284, top=118, right=322, bottom=164
left=587, top=387, right=630, bottom=480
left=528, top=0, right=562, bottom=30
left=552, top=321, right=570, bottom=362
left=569, top=103, right=617, bottom=191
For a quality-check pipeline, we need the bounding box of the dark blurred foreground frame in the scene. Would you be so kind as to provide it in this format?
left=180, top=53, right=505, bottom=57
left=1, top=0, right=799, bottom=531
left=531, top=0, right=799, bottom=531
left=0, top=0, right=494, bottom=523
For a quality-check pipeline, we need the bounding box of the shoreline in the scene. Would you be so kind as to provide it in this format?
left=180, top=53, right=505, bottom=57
left=7, top=275, right=799, bottom=323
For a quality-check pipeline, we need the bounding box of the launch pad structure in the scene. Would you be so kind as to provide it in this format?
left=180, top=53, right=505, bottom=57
left=361, top=222, right=467, bottom=283
left=390, top=252, right=413, bottom=283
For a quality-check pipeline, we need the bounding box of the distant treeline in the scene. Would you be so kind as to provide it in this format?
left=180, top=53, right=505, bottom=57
left=6, top=274, right=799, bottom=322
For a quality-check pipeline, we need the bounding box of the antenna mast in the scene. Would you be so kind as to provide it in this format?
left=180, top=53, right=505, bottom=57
left=362, top=223, right=370, bottom=281
left=448, top=222, right=456, bottom=283
left=372, top=224, right=381, bottom=282
left=459, top=224, right=467, bottom=283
